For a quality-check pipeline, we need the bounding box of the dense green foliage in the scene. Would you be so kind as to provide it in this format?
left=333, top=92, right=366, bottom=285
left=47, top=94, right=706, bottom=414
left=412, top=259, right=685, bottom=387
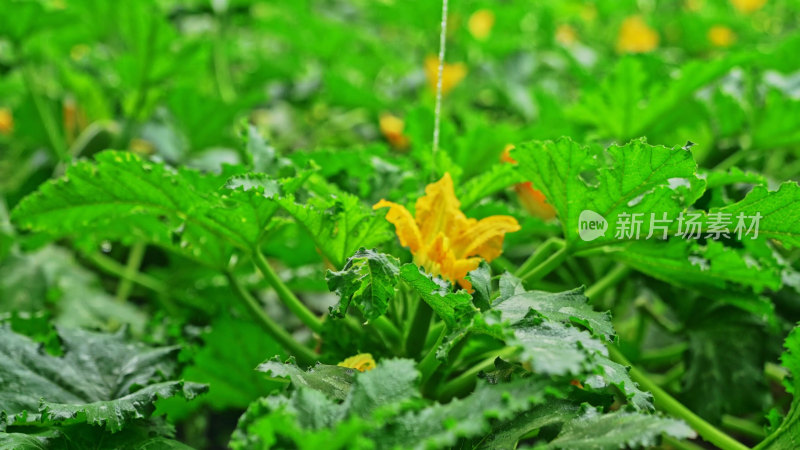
left=2, top=0, right=800, bottom=449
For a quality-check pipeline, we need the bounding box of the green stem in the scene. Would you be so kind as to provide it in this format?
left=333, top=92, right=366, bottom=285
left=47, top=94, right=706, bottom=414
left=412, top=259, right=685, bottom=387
left=721, top=415, right=766, bottom=440
left=607, top=345, right=748, bottom=450
left=253, top=250, right=323, bottom=333
left=85, top=251, right=177, bottom=315
left=21, top=65, right=67, bottom=161
left=369, top=316, right=403, bottom=347
left=639, top=342, right=688, bottom=367
left=515, top=238, right=563, bottom=277
left=115, top=242, right=146, bottom=302
left=437, top=347, right=519, bottom=400
left=585, top=264, right=631, bottom=301
left=225, top=272, right=316, bottom=365
left=519, top=245, right=569, bottom=283
left=765, top=361, right=787, bottom=384
left=663, top=435, right=706, bottom=450
left=213, top=12, right=236, bottom=102
left=418, top=327, right=446, bottom=386
left=405, top=300, right=433, bottom=357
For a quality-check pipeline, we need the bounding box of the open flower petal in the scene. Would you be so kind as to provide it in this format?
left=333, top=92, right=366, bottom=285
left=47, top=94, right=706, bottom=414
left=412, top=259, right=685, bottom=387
left=414, top=173, right=468, bottom=243
left=453, top=216, right=522, bottom=262
left=375, top=173, right=519, bottom=291
left=373, top=200, right=422, bottom=252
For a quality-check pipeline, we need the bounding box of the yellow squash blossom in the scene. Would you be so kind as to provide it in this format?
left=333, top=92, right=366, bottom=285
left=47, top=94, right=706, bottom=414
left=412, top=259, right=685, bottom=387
left=468, top=10, right=495, bottom=41
left=555, top=24, right=578, bottom=46
left=424, top=56, right=467, bottom=96
left=501, top=145, right=556, bottom=221
left=708, top=26, right=736, bottom=47
left=616, top=16, right=659, bottom=54
left=0, top=108, right=13, bottom=135
left=730, top=0, right=767, bottom=13
left=374, top=173, right=520, bottom=291
left=379, top=113, right=410, bottom=150
left=338, top=353, right=376, bottom=372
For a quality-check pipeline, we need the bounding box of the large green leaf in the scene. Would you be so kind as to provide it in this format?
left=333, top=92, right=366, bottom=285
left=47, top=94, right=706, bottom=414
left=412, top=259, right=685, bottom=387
left=546, top=407, right=695, bottom=449
left=399, top=264, right=476, bottom=330
left=156, top=316, right=286, bottom=420
left=11, top=151, right=305, bottom=268
left=0, top=246, right=147, bottom=333
left=326, top=248, right=401, bottom=321
left=278, top=192, right=393, bottom=269
left=0, top=326, right=206, bottom=432
left=514, top=138, right=705, bottom=250
left=754, top=323, right=800, bottom=449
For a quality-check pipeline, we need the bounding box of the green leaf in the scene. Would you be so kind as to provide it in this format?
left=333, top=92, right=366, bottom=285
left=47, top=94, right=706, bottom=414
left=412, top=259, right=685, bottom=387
left=230, top=391, right=372, bottom=450
left=343, top=359, right=420, bottom=418
left=477, top=401, right=581, bottom=449
left=11, top=151, right=304, bottom=268
left=714, top=182, right=800, bottom=249
left=586, top=356, right=654, bottom=412
left=514, top=138, right=705, bottom=249
left=0, top=326, right=206, bottom=432
left=256, top=358, right=356, bottom=401
left=612, top=239, right=782, bottom=294
left=157, top=316, right=286, bottom=420
left=326, top=248, right=401, bottom=321
left=457, top=163, right=524, bottom=211
left=399, top=264, right=476, bottom=330
left=0, top=246, right=148, bottom=333
left=278, top=192, right=393, bottom=269
left=0, top=422, right=193, bottom=450
left=680, top=308, right=770, bottom=422
left=748, top=323, right=800, bottom=449
left=493, top=286, right=614, bottom=341
left=377, top=378, right=557, bottom=449
left=466, top=262, right=493, bottom=311
left=546, top=407, right=695, bottom=449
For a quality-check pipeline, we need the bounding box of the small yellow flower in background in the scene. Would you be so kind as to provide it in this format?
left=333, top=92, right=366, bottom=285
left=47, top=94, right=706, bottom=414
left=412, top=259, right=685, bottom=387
left=425, top=56, right=467, bottom=96
left=555, top=24, right=578, bottom=46
left=374, top=173, right=520, bottom=291
left=468, top=10, right=495, bottom=41
left=500, top=145, right=556, bottom=221
left=616, top=16, right=659, bottom=54
left=338, top=353, right=376, bottom=372
left=708, top=26, right=736, bottom=47
left=0, top=108, right=14, bottom=135
left=730, top=0, right=767, bottom=13
left=685, top=0, right=704, bottom=11
left=70, top=44, right=90, bottom=61
left=130, top=138, right=155, bottom=155
left=379, top=113, right=410, bottom=150
left=580, top=4, right=598, bottom=23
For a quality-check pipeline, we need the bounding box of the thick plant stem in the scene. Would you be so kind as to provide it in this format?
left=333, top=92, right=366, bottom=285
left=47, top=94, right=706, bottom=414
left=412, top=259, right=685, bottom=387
left=21, top=65, right=67, bottom=162
left=86, top=251, right=177, bottom=315
left=519, top=245, right=569, bottom=283
left=226, top=272, right=316, bottom=365
left=418, top=327, right=446, bottom=386
left=253, top=250, right=323, bottom=334
left=607, top=345, right=748, bottom=450
left=515, top=238, right=563, bottom=277
left=115, top=242, right=147, bottom=302
left=585, top=264, right=631, bottom=301
left=406, top=300, right=433, bottom=357
left=437, top=347, right=519, bottom=400
left=721, top=415, right=765, bottom=440
left=370, top=316, right=403, bottom=347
